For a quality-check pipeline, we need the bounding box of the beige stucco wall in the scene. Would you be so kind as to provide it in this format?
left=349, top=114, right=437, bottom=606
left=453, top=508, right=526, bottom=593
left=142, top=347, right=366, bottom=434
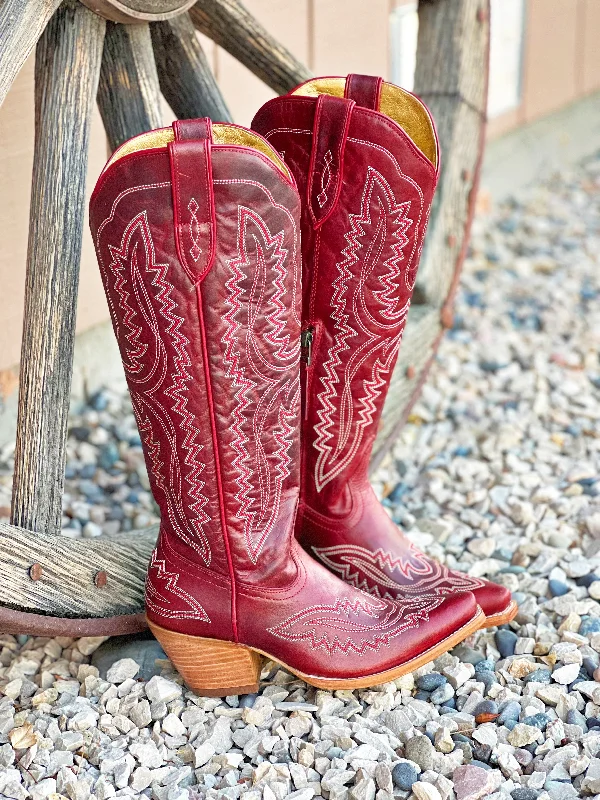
left=487, top=0, right=600, bottom=137
left=0, top=0, right=599, bottom=382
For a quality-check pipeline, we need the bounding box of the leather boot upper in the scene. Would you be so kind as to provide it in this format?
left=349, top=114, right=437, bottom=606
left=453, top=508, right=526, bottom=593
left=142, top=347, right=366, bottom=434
left=90, top=117, right=481, bottom=680
left=252, top=76, right=511, bottom=619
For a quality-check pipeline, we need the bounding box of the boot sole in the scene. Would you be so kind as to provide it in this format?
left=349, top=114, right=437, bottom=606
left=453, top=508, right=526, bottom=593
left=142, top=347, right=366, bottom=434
left=148, top=607, right=484, bottom=696
left=480, top=599, right=518, bottom=629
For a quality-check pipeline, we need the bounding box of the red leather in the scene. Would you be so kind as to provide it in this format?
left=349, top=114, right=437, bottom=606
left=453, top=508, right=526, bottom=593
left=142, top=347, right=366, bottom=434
left=169, top=118, right=215, bottom=282
left=345, top=73, right=383, bottom=110
left=173, top=117, right=212, bottom=141
left=252, top=75, right=512, bottom=620
left=307, top=94, right=354, bottom=227
left=89, top=118, right=479, bottom=682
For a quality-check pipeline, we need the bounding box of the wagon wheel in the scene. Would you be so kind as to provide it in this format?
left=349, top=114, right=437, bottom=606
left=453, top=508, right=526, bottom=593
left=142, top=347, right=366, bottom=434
left=0, top=0, right=489, bottom=636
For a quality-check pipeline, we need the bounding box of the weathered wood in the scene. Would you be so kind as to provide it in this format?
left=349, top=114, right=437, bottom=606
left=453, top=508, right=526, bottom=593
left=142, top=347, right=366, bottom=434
left=0, top=0, right=61, bottom=108
left=372, top=0, right=489, bottom=469
left=151, top=13, right=231, bottom=122
left=0, top=520, right=157, bottom=618
left=374, top=306, right=444, bottom=463
left=10, top=2, right=106, bottom=535
left=98, top=22, right=163, bottom=152
left=0, top=606, right=146, bottom=636
left=413, top=0, right=489, bottom=307
left=189, top=0, right=311, bottom=95
left=79, top=0, right=196, bottom=24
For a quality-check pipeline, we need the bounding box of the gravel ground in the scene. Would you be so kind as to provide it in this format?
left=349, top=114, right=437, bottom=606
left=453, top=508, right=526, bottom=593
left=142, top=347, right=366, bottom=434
left=0, top=153, right=599, bottom=800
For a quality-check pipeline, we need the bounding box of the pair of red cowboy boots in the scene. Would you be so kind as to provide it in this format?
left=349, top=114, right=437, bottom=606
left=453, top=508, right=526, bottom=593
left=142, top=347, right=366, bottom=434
left=89, top=74, right=515, bottom=697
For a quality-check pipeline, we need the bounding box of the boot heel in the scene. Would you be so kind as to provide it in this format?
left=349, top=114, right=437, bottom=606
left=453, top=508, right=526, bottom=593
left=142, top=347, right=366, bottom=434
left=148, top=621, right=263, bottom=697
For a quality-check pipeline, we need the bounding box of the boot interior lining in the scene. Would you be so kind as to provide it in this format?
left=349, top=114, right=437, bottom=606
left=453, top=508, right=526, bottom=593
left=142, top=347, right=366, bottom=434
left=291, top=77, right=437, bottom=167
left=104, top=124, right=291, bottom=180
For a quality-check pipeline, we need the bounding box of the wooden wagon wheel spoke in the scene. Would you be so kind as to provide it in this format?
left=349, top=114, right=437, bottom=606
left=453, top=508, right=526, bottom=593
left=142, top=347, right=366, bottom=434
left=151, top=13, right=231, bottom=122
left=0, top=0, right=62, bottom=108
left=413, top=0, right=489, bottom=310
left=189, top=0, right=311, bottom=95
left=98, top=21, right=163, bottom=152
left=371, top=0, right=489, bottom=469
left=10, top=1, right=106, bottom=535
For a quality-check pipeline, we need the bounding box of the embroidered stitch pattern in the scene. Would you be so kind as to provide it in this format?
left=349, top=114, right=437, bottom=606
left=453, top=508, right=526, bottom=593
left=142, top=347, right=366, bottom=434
left=146, top=549, right=211, bottom=621
left=268, top=594, right=444, bottom=656
left=222, top=205, right=300, bottom=563
left=313, top=166, right=414, bottom=492
left=95, top=181, right=170, bottom=347
left=347, top=137, right=426, bottom=292
left=106, top=211, right=212, bottom=566
left=188, top=197, right=202, bottom=262
left=312, top=544, right=486, bottom=599
left=317, top=150, right=334, bottom=208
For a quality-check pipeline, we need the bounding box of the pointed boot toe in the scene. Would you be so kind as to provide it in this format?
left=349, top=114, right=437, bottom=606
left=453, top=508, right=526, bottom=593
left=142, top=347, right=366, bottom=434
left=471, top=581, right=517, bottom=627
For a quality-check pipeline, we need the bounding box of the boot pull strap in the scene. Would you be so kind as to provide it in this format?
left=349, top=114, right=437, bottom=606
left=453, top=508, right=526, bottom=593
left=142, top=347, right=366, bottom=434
left=168, top=118, right=216, bottom=283
left=345, top=74, right=383, bottom=110
left=307, top=94, right=354, bottom=228
left=173, top=118, right=212, bottom=141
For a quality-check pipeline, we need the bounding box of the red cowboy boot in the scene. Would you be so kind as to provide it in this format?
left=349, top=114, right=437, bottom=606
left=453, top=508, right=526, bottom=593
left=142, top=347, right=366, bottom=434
left=252, top=75, right=516, bottom=628
left=89, top=118, right=483, bottom=696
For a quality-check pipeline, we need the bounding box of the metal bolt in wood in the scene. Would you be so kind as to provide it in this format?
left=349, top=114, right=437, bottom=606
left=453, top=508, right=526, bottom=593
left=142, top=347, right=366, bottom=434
left=441, top=306, right=455, bottom=330
left=94, top=570, right=108, bottom=588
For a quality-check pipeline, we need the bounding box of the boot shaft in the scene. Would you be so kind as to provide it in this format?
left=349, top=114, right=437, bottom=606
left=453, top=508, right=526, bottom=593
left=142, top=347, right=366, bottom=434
left=89, top=120, right=302, bottom=587
left=252, top=75, right=440, bottom=514
left=90, top=115, right=484, bottom=690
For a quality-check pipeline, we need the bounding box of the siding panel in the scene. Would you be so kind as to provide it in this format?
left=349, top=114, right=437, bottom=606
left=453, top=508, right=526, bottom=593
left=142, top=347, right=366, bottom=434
left=581, top=0, right=600, bottom=93
left=521, top=0, right=578, bottom=122
left=312, top=0, right=390, bottom=78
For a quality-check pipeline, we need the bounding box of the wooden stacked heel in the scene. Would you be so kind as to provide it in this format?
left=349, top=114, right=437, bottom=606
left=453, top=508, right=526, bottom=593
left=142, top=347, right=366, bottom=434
left=148, top=620, right=263, bottom=696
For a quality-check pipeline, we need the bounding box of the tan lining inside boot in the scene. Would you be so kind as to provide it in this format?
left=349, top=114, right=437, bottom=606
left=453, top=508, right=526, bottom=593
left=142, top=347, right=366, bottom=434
left=104, top=124, right=292, bottom=180
left=291, top=77, right=437, bottom=167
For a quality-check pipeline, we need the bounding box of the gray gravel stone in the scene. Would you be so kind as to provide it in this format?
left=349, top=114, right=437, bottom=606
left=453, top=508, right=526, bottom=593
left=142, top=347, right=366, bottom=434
left=495, top=630, right=518, bottom=658
left=416, top=674, right=447, bottom=692
left=405, top=736, right=434, bottom=771
left=105, top=657, right=141, bottom=683
left=145, top=675, right=182, bottom=704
